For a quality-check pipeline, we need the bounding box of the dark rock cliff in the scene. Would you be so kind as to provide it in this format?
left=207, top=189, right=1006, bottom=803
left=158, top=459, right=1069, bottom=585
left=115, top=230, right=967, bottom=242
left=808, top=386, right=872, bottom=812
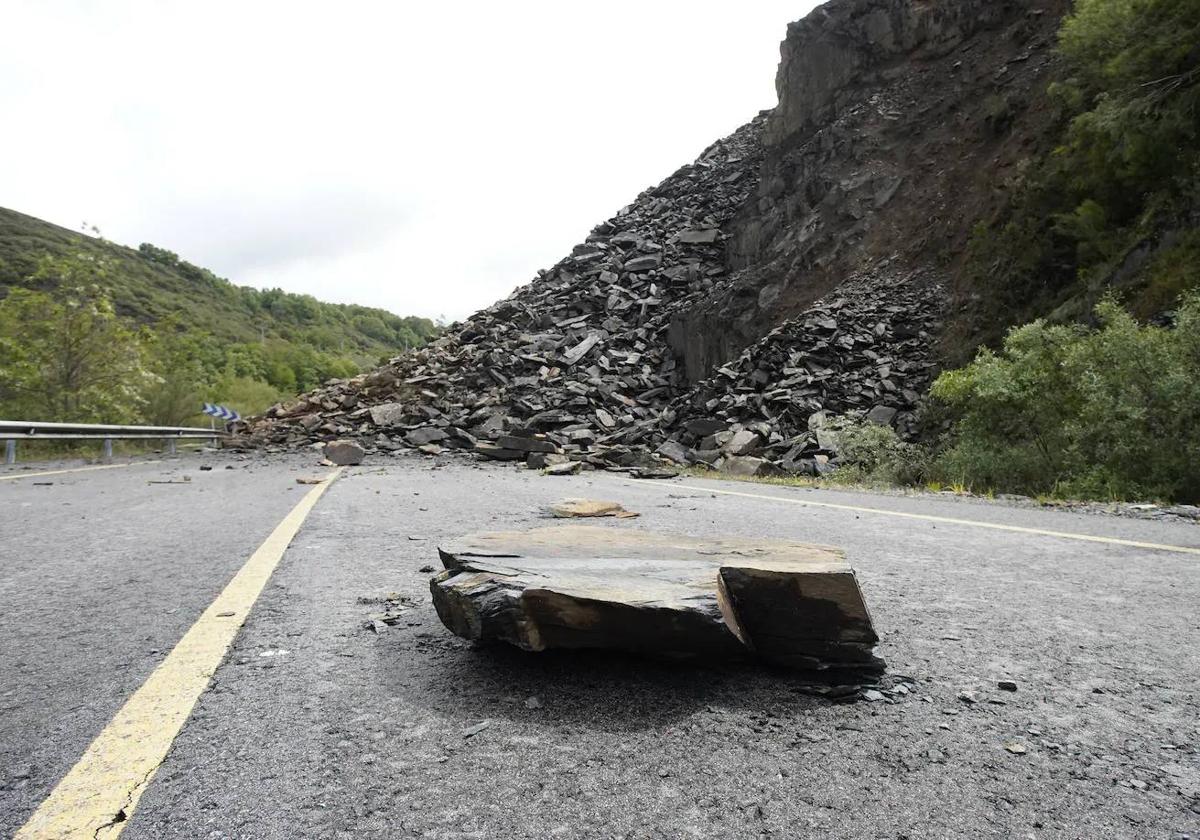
left=669, top=0, right=1069, bottom=381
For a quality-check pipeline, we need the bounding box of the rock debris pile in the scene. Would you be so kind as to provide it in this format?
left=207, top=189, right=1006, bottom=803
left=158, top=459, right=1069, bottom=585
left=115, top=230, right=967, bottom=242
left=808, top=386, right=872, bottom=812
left=657, top=272, right=943, bottom=477
left=242, top=115, right=763, bottom=467
left=239, top=113, right=942, bottom=476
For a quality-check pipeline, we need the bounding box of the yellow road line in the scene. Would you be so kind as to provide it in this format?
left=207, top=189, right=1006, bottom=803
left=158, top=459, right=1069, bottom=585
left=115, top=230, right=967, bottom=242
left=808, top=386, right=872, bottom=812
left=0, top=462, right=160, bottom=482
left=15, top=468, right=343, bottom=839
left=626, top=480, right=1200, bottom=557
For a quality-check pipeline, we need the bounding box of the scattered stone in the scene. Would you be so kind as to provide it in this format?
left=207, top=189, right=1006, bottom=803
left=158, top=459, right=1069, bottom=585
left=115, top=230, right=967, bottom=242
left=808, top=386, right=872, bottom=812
left=527, top=452, right=570, bottom=469
left=721, top=456, right=769, bottom=478
left=406, top=427, right=447, bottom=446
left=524, top=696, right=543, bottom=710
left=656, top=440, right=693, bottom=465
left=323, top=440, right=365, bottom=466
left=364, top=593, right=419, bottom=633
left=544, top=461, right=584, bottom=476
left=1004, top=742, right=1028, bottom=755
left=998, top=679, right=1018, bottom=691
left=461, top=721, right=491, bottom=739
left=623, top=254, right=662, bottom=273
left=677, top=228, right=720, bottom=244
left=548, top=499, right=639, bottom=519
left=431, top=526, right=884, bottom=677
left=725, top=430, right=762, bottom=456
left=865, top=405, right=899, bottom=426
left=497, top=435, right=560, bottom=454
left=629, top=466, right=679, bottom=479
left=295, top=477, right=323, bottom=485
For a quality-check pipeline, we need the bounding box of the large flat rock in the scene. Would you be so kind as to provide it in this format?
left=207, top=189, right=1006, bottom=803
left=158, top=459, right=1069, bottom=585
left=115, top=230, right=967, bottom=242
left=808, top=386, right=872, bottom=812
left=430, top=525, right=883, bottom=678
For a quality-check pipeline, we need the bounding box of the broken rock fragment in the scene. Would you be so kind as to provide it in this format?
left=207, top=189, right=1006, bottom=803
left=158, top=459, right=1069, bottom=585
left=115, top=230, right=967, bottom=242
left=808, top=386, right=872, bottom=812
left=323, top=439, right=365, bottom=466
left=430, top=525, right=884, bottom=678
left=549, top=499, right=639, bottom=519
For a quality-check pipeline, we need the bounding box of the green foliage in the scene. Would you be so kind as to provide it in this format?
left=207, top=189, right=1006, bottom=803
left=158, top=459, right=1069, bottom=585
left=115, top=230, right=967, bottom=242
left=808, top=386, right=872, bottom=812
left=1139, top=229, right=1200, bottom=316
left=208, top=375, right=285, bottom=420
left=0, top=207, right=441, bottom=424
left=0, top=207, right=438, bottom=369
left=931, top=293, right=1200, bottom=502
left=0, top=256, right=149, bottom=422
left=826, top=416, right=929, bottom=486
left=960, top=0, right=1200, bottom=343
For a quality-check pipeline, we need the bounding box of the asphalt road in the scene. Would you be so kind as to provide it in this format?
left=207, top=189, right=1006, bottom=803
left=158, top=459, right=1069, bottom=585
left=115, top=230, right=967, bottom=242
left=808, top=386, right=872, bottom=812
left=1, top=454, right=1198, bottom=839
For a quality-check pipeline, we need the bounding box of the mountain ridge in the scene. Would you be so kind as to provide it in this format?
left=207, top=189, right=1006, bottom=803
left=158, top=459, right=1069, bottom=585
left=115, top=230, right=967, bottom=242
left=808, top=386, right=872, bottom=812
left=0, top=206, right=437, bottom=365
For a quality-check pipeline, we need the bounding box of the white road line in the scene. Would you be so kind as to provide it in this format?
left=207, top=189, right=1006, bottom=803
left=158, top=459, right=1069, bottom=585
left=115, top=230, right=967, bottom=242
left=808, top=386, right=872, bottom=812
left=620, top=479, right=1200, bottom=557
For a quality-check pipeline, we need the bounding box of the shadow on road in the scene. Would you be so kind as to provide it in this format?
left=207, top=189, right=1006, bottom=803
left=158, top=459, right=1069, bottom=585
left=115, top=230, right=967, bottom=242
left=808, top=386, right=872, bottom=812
left=399, top=639, right=845, bottom=733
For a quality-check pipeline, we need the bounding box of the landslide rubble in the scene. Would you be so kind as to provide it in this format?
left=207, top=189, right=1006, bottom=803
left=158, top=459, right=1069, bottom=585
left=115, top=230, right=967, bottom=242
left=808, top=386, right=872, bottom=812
left=240, top=0, right=1067, bottom=476
left=242, top=115, right=773, bottom=471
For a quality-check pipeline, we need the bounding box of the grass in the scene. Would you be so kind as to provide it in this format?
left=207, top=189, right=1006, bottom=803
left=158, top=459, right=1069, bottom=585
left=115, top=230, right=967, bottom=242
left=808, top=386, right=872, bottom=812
left=3, top=438, right=212, bottom=465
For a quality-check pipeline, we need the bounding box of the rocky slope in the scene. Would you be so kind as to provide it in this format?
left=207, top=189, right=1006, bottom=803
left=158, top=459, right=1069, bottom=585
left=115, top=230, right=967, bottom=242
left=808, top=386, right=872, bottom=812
left=240, top=0, right=1070, bottom=476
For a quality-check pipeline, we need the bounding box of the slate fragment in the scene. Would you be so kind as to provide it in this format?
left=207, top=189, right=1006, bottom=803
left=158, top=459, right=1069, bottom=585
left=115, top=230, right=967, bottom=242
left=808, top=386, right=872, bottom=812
left=430, top=525, right=884, bottom=679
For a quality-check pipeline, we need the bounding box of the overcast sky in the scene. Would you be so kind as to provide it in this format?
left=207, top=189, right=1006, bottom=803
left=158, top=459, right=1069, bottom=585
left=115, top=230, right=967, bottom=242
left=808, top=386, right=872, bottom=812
left=3, top=2, right=819, bottom=322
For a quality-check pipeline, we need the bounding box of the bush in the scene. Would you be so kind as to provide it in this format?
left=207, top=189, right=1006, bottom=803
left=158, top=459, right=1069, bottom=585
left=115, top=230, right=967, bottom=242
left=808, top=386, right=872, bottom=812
left=931, top=292, right=1200, bottom=502
left=825, top=416, right=929, bottom=486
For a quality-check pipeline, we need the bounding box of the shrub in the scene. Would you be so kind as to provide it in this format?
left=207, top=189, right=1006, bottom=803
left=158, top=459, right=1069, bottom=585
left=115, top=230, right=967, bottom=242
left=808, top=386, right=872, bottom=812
left=931, top=292, right=1200, bottom=502
left=826, top=416, right=929, bottom=486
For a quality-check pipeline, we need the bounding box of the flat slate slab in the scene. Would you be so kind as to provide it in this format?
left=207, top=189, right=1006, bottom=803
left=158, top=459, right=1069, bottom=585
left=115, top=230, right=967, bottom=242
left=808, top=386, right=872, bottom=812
left=430, top=525, right=883, bottom=678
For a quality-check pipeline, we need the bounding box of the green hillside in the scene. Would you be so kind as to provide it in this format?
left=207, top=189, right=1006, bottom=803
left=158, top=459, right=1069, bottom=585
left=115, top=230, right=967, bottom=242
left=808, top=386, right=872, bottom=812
left=0, top=207, right=438, bottom=424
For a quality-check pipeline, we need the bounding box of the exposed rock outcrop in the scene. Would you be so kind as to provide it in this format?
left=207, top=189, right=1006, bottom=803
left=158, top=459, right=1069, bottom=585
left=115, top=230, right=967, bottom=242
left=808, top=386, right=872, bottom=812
left=671, top=0, right=1068, bottom=380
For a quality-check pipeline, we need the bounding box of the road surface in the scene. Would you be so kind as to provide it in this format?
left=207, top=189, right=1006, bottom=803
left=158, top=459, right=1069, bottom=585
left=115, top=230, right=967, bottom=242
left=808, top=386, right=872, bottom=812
left=2, top=454, right=1198, bottom=838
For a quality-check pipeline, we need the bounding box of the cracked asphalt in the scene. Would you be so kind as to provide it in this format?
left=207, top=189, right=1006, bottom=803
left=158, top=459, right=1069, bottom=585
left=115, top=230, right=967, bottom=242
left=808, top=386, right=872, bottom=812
left=2, top=453, right=1198, bottom=839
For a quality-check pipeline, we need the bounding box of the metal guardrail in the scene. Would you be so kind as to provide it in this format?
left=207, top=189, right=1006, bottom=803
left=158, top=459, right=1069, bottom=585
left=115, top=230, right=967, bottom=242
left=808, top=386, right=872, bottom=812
left=0, top=420, right=225, bottom=464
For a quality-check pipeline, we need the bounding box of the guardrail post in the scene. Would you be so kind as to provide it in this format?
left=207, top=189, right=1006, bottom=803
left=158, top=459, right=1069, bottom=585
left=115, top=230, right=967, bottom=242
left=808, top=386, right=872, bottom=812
left=4, top=440, right=14, bottom=465
left=102, top=437, right=113, bottom=461
left=166, top=438, right=177, bottom=456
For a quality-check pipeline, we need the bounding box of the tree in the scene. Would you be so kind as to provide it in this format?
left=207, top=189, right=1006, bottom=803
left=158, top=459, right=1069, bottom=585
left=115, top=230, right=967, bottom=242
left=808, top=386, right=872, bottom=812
left=141, top=321, right=218, bottom=425
left=0, top=254, right=149, bottom=422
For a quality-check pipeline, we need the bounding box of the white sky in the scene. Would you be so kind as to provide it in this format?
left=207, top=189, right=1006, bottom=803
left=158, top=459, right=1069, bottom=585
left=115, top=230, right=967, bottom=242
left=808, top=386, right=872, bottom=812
left=3, top=2, right=818, bottom=322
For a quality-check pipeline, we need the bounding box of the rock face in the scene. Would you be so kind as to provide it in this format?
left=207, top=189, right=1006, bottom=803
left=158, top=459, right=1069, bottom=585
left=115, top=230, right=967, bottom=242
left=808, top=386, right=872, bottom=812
left=238, top=0, right=1070, bottom=477
left=768, top=0, right=1019, bottom=147
left=671, top=0, right=1068, bottom=378
left=430, top=525, right=884, bottom=678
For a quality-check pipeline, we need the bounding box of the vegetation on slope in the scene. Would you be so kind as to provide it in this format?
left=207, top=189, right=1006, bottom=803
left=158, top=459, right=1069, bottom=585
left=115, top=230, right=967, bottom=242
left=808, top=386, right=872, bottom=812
left=866, top=0, right=1200, bottom=504
left=0, top=209, right=438, bottom=424
left=959, top=0, right=1200, bottom=347
left=933, top=293, right=1200, bottom=502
